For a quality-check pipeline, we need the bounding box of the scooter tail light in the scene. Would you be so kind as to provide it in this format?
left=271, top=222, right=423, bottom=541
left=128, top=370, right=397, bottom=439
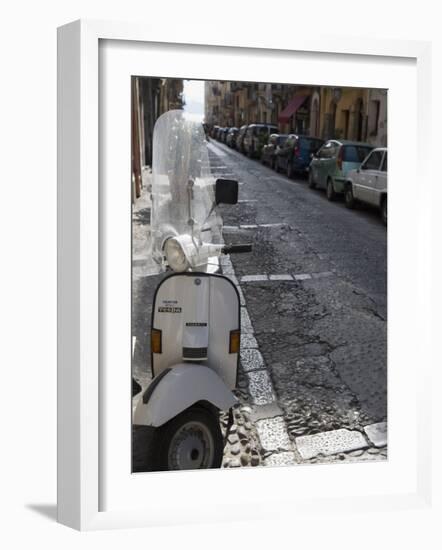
left=229, top=329, right=240, bottom=354
left=151, top=329, right=162, bottom=354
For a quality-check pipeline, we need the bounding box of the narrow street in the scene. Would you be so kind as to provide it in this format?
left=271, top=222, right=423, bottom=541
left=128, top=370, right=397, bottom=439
left=132, top=139, right=387, bottom=470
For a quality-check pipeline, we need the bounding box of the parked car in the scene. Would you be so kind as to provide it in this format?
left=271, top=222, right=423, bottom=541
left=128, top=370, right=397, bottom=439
left=226, top=127, right=239, bottom=147
left=211, top=125, right=220, bottom=139
left=243, top=124, right=278, bottom=158
left=345, top=148, right=388, bottom=224
left=261, top=133, right=288, bottom=168
left=236, top=125, right=248, bottom=152
left=275, top=134, right=324, bottom=178
left=217, top=127, right=227, bottom=142
left=308, top=140, right=374, bottom=201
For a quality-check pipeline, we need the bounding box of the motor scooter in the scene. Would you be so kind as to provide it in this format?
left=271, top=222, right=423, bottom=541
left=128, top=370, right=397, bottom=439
left=133, top=110, right=252, bottom=471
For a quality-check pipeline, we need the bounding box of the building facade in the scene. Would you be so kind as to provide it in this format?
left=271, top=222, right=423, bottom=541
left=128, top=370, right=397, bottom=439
left=132, top=77, right=184, bottom=200
left=205, top=81, right=387, bottom=147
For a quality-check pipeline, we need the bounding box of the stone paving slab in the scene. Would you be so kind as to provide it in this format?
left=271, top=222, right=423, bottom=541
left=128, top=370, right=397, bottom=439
left=256, top=416, right=293, bottom=452
left=364, top=422, right=388, bottom=447
left=249, top=403, right=284, bottom=422
left=264, top=452, right=297, bottom=467
left=295, top=428, right=369, bottom=460
left=240, top=348, right=265, bottom=372
left=241, top=333, right=258, bottom=349
left=240, top=307, right=254, bottom=334
left=247, top=370, right=275, bottom=405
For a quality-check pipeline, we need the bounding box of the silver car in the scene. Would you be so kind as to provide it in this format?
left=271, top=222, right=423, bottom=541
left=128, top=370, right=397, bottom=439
left=345, top=147, right=387, bottom=225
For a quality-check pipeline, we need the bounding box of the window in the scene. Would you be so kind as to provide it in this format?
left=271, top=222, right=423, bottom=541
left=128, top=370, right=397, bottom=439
left=362, top=150, right=383, bottom=170
left=344, top=146, right=373, bottom=163
left=300, top=137, right=324, bottom=153
left=381, top=152, right=388, bottom=172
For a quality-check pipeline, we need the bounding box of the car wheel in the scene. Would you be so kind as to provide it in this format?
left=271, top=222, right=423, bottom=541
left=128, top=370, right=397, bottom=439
left=345, top=184, right=355, bottom=208
left=308, top=170, right=316, bottom=189
left=326, top=178, right=336, bottom=201
left=381, top=196, right=387, bottom=226
left=145, top=405, right=224, bottom=472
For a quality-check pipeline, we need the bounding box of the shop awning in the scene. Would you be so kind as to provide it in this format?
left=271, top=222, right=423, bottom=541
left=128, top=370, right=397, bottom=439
left=278, top=95, right=308, bottom=123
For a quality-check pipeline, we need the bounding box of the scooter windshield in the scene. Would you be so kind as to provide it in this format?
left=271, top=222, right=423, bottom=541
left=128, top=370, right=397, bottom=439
left=150, top=110, right=222, bottom=268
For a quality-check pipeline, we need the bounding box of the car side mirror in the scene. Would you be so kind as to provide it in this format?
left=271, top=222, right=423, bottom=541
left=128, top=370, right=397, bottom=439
left=215, top=178, right=238, bottom=205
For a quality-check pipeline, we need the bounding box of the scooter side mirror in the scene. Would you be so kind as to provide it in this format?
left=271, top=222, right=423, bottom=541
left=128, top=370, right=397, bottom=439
left=215, top=178, right=238, bottom=205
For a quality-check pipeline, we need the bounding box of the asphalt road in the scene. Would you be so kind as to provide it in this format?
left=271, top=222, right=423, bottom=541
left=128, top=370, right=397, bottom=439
left=211, top=139, right=387, bottom=433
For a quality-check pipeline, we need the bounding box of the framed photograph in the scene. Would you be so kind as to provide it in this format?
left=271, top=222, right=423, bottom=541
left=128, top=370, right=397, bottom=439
left=57, top=19, right=432, bottom=530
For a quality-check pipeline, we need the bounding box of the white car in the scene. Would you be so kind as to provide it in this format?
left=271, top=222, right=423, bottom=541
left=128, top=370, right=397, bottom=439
left=345, top=147, right=387, bottom=224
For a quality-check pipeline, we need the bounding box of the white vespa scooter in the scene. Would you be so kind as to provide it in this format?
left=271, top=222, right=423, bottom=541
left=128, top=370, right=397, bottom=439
left=133, top=110, right=252, bottom=471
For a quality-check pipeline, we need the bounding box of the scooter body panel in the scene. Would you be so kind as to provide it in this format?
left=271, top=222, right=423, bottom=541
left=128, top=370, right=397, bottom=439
left=133, top=363, right=238, bottom=427
left=151, top=272, right=240, bottom=389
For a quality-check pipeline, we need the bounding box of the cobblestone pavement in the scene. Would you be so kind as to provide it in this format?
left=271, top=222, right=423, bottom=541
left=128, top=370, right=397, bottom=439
left=132, top=141, right=387, bottom=471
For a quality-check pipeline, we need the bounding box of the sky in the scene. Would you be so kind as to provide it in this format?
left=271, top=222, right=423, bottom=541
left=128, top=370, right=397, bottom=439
left=182, top=79, right=205, bottom=120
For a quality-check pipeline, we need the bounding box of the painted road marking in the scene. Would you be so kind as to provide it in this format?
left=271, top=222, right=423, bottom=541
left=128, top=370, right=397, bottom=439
left=259, top=223, right=289, bottom=228
left=223, top=223, right=289, bottom=231
left=294, top=273, right=312, bottom=281
left=239, top=272, right=334, bottom=283
left=269, top=274, right=293, bottom=281
left=241, top=274, right=269, bottom=282
left=295, top=428, right=369, bottom=460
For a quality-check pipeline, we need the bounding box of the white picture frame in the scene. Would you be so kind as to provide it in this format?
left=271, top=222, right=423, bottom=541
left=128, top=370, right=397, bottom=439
left=57, top=19, right=433, bottom=531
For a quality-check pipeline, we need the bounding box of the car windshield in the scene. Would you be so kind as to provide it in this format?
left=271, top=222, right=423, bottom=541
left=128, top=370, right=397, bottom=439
left=343, top=145, right=373, bottom=162
left=277, top=135, right=288, bottom=144
left=150, top=110, right=222, bottom=268
left=300, top=137, right=323, bottom=152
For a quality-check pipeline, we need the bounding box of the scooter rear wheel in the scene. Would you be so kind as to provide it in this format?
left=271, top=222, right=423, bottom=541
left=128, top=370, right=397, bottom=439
left=148, top=405, right=224, bottom=471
